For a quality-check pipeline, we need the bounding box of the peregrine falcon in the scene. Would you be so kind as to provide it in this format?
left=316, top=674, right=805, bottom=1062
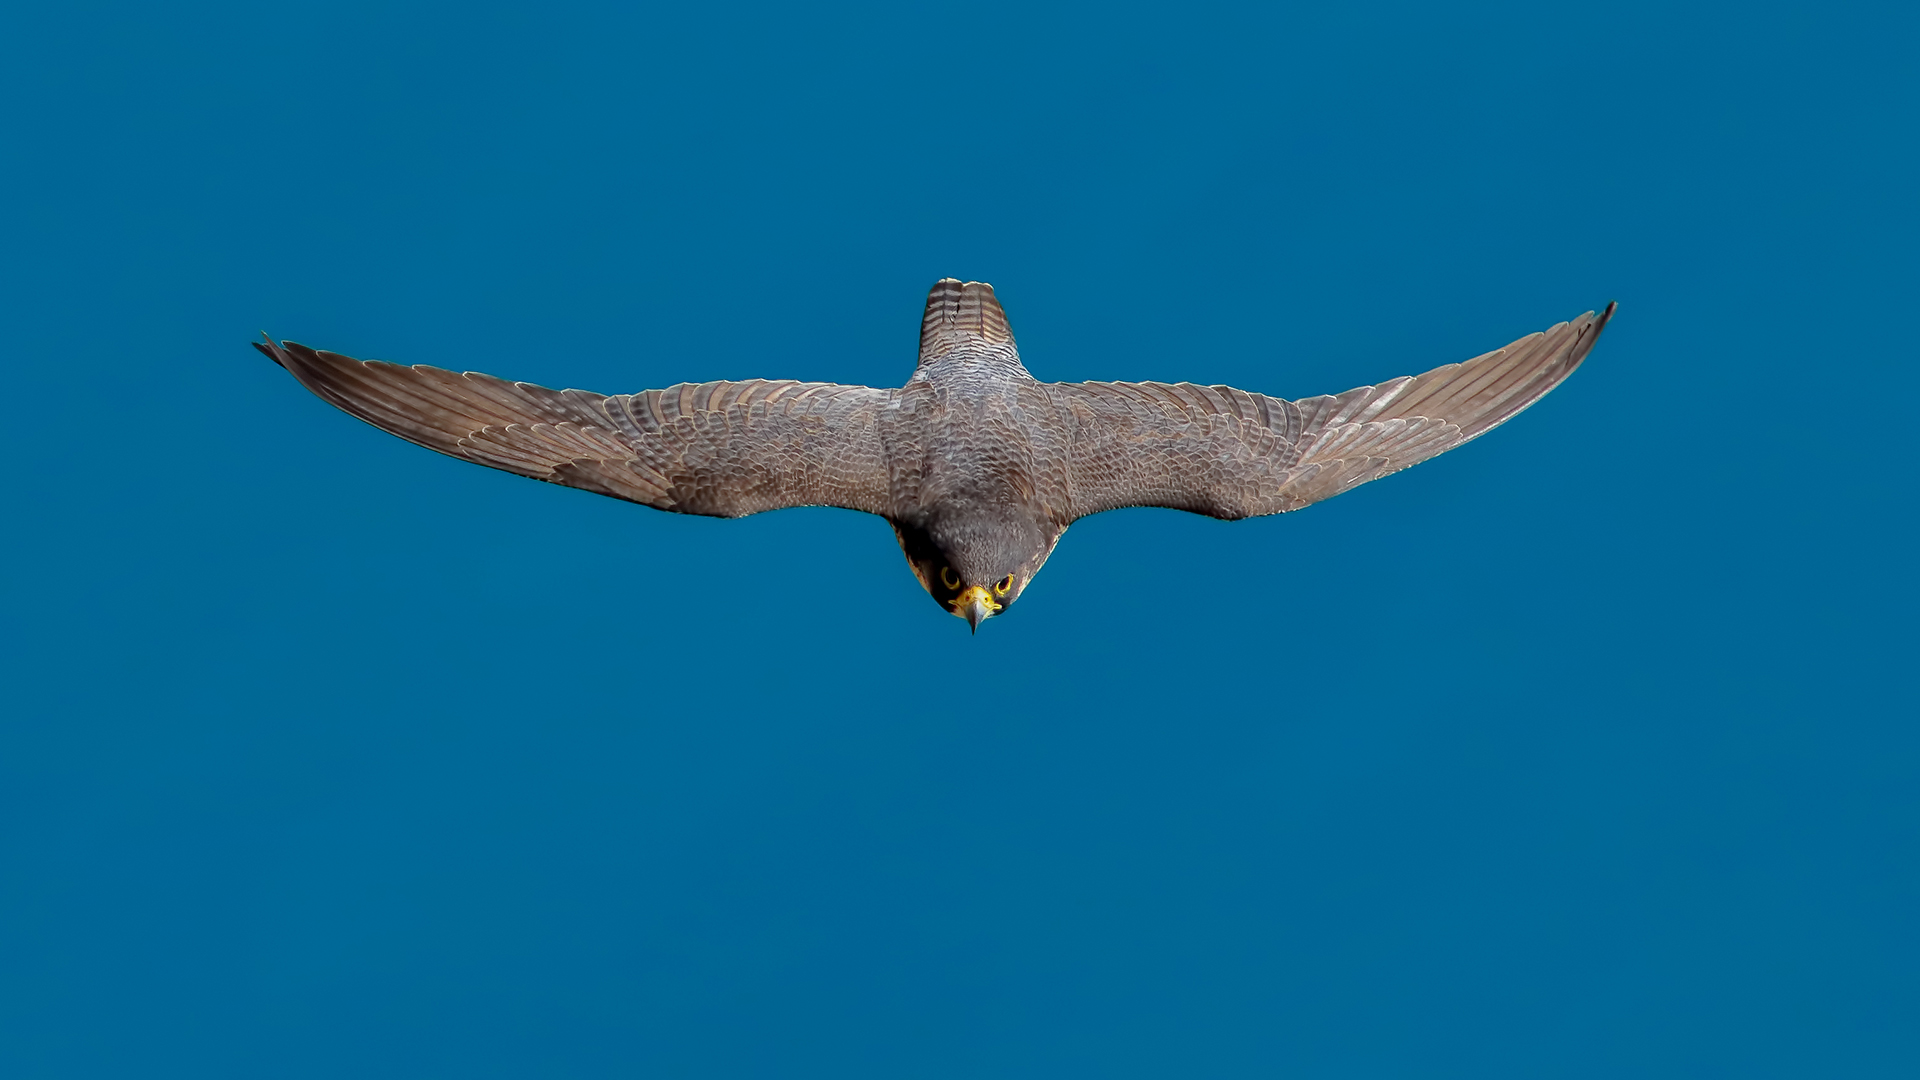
left=259, top=280, right=1613, bottom=632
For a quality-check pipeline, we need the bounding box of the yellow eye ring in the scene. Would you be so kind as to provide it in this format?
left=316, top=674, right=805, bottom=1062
left=995, top=575, right=1013, bottom=595
left=939, top=567, right=961, bottom=590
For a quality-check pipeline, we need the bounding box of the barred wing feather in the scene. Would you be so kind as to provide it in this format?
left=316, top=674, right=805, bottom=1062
left=257, top=339, right=895, bottom=518
left=1050, top=304, right=1613, bottom=520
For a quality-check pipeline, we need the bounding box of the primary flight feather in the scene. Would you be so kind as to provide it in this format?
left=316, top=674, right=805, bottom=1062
left=259, top=279, right=1613, bottom=631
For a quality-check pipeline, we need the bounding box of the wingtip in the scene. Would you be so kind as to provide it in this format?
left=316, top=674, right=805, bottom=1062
left=1561, top=301, right=1618, bottom=370
left=1589, top=300, right=1618, bottom=339
left=252, top=334, right=286, bottom=368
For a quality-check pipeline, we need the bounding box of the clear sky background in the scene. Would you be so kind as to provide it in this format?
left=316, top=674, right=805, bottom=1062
left=3, top=2, right=1914, bottom=1076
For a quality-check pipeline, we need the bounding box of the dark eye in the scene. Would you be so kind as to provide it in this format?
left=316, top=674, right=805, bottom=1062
left=939, top=567, right=961, bottom=590
left=994, top=575, right=1014, bottom=595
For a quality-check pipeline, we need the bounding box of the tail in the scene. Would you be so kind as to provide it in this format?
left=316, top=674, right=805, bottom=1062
left=918, top=279, right=1016, bottom=366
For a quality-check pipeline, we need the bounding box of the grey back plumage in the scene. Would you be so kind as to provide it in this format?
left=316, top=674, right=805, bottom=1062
left=260, top=279, right=1611, bottom=619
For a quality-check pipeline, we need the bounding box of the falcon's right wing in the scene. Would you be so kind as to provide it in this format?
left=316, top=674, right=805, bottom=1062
left=259, top=340, right=896, bottom=518
left=1048, top=305, right=1613, bottom=521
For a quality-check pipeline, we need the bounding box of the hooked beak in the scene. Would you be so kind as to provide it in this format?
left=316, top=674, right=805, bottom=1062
left=952, top=585, right=1001, bottom=634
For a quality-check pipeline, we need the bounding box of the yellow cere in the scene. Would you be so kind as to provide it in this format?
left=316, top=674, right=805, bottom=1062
left=950, top=585, right=1003, bottom=616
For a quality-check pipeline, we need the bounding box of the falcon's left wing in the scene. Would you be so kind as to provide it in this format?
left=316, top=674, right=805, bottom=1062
left=258, top=339, right=896, bottom=518
left=1046, top=304, right=1613, bottom=520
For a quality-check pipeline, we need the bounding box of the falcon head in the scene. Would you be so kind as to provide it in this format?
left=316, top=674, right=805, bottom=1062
left=891, top=516, right=1063, bottom=633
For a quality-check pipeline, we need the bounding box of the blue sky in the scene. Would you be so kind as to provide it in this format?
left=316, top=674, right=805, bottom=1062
left=3, top=2, right=1914, bottom=1076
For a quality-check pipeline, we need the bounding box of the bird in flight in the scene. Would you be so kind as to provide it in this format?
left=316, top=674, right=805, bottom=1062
left=260, top=280, right=1613, bottom=632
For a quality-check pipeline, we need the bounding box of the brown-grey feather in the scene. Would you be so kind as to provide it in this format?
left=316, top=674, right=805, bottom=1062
left=1047, top=303, right=1612, bottom=519
left=258, top=339, right=893, bottom=517
left=258, top=285, right=1610, bottom=589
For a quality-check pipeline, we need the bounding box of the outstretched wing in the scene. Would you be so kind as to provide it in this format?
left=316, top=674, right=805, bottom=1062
left=259, top=339, right=895, bottom=518
left=1048, top=304, right=1613, bottom=520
